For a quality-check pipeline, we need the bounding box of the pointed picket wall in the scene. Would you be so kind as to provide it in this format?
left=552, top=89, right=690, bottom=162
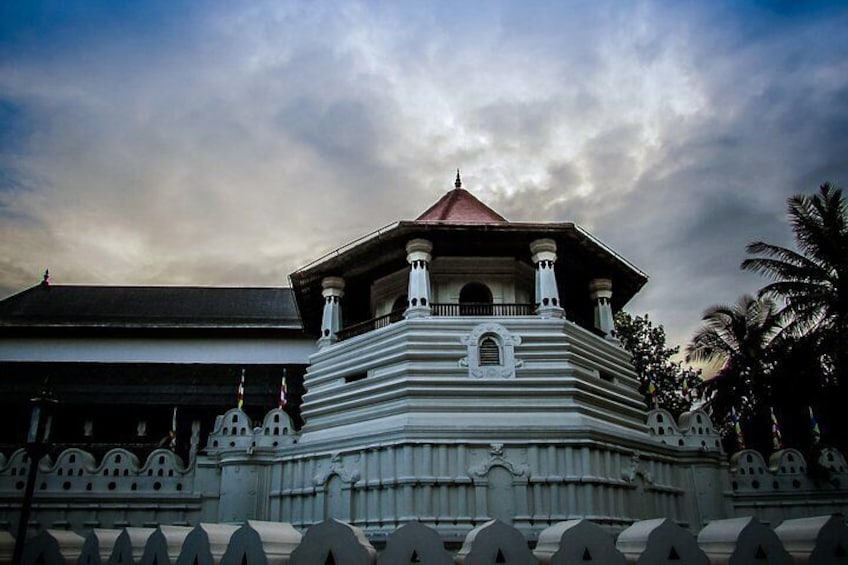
left=78, top=529, right=122, bottom=565
left=176, top=523, right=239, bottom=565
left=455, top=519, right=537, bottom=565
left=534, top=519, right=626, bottom=565
left=376, top=521, right=452, bottom=565
left=775, top=515, right=848, bottom=565
left=8, top=515, right=848, bottom=564
left=616, top=517, right=709, bottom=564
left=698, top=516, right=792, bottom=564
left=108, top=527, right=155, bottom=565
left=220, top=520, right=301, bottom=565
left=22, top=529, right=86, bottom=565
left=138, top=525, right=193, bottom=565
left=289, top=519, right=376, bottom=565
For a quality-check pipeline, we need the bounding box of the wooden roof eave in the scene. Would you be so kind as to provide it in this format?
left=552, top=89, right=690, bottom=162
left=290, top=221, right=648, bottom=335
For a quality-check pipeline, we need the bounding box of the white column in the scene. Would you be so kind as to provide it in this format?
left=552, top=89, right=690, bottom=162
left=530, top=238, right=564, bottom=319
left=318, top=276, right=345, bottom=349
left=405, top=238, right=433, bottom=319
left=589, top=278, right=616, bottom=339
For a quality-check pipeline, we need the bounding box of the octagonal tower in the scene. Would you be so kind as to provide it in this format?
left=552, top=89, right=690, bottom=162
left=275, top=176, right=726, bottom=539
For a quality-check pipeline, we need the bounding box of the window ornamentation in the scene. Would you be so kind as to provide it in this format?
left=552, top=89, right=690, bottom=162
left=460, top=323, right=522, bottom=379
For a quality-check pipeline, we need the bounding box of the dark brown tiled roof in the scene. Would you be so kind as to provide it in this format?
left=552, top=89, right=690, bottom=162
left=0, top=284, right=302, bottom=330
left=415, top=188, right=508, bottom=223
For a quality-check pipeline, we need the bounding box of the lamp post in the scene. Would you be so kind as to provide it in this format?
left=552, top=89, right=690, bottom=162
left=12, top=389, right=57, bottom=565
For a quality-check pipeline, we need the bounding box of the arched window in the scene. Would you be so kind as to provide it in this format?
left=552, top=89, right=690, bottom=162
left=459, top=282, right=493, bottom=316
left=479, top=336, right=501, bottom=365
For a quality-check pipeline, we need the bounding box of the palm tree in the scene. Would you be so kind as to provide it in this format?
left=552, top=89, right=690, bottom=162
left=741, top=183, right=848, bottom=387
left=686, top=295, right=783, bottom=443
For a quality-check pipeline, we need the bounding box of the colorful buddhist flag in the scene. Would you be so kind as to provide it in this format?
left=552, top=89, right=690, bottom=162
left=169, top=407, right=177, bottom=450
left=681, top=376, right=690, bottom=398
left=647, top=377, right=658, bottom=408
left=809, top=406, right=822, bottom=445
left=770, top=406, right=783, bottom=451
left=279, top=368, right=288, bottom=409
left=731, top=406, right=745, bottom=450
left=237, top=369, right=245, bottom=409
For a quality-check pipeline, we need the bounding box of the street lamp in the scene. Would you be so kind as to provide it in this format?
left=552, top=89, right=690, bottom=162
left=12, top=388, right=57, bottom=565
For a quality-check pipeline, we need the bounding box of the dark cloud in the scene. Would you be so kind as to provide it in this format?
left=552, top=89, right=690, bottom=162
left=1, top=0, right=847, bottom=351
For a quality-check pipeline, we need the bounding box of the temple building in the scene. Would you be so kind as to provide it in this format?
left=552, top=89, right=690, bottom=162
left=1, top=174, right=846, bottom=542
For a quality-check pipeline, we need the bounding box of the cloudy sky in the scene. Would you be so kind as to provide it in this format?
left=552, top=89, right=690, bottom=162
left=2, top=1, right=847, bottom=349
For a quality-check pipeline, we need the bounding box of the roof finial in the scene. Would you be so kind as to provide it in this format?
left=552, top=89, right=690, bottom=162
left=455, top=169, right=462, bottom=189
left=41, top=268, right=50, bottom=286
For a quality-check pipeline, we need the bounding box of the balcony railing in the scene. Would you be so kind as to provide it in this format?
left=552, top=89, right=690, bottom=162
left=336, top=303, right=535, bottom=342
left=432, top=303, right=535, bottom=317
left=336, top=309, right=405, bottom=341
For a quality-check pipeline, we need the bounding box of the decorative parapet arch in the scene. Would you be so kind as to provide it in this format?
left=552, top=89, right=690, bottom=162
left=140, top=448, right=188, bottom=478
left=45, top=448, right=97, bottom=477
left=729, top=447, right=848, bottom=497
left=769, top=448, right=808, bottom=475
left=206, top=408, right=254, bottom=452
left=95, top=448, right=141, bottom=478
left=645, top=408, right=722, bottom=451
left=206, top=407, right=296, bottom=453
left=820, top=448, right=848, bottom=474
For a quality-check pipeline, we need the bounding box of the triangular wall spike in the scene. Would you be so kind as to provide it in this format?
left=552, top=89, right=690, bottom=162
left=325, top=550, right=337, bottom=565
left=668, top=546, right=680, bottom=560
left=410, top=549, right=421, bottom=563
left=755, top=545, right=767, bottom=559
left=582, top=547, right=593, bottom=561
left=496, top=548, right=507, bottom=563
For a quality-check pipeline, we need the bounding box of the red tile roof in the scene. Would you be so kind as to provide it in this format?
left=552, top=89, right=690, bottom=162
left=415, top=188, right=508, bottom=223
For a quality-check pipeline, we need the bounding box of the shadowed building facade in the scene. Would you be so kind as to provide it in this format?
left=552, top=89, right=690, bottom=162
left=1, top=175, right=846, bottom=541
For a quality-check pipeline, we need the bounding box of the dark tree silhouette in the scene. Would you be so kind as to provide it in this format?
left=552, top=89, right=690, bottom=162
left=615, top=311, right=700, bottom=419
left=686, top=295, right=782, bottom=451
left=741, top=182, right=848, bottom=452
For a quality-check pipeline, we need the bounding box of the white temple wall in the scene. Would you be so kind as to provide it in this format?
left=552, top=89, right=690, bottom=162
left=3, top=415, right=848, bottom=536
left=255, top=439, right=725, bottom=542
left=301, top=317, right=648, bottom=449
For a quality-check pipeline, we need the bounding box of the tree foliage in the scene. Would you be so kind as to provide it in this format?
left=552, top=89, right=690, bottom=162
left=685, top=295, right=783, bottom=448
left=615, top=311, right=700, bottom=419
left=690, top=183, right=848, bottom=454
left=742, top=183, right=848, bottom=388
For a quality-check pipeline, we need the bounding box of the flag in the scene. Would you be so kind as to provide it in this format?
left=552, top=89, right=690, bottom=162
left=647, top=377, right=658, bottom=408
left=237, top=369, right=245, bottom=409
left=809, top=406, right=822, bottom=445
left=681, top=376, right=690, bottom=399
left=770, top=406, right=783, bottom=451
left=169, top=407, right=177, bottom=450
left=279, top=368, right=288, bottom=409
left=731, top=406, right=745, bottom=450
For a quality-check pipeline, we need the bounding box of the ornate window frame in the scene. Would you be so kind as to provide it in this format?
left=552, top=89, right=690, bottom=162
left=460, top=322, right=522, bottom=379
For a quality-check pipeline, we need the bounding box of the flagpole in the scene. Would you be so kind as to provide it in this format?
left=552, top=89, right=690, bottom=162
left=770, top=406, right=783, bottom=451
left=731, top=406, right=745, bottom=451
left=170, top=407, right=177, bottom=451
left=279, top=368, right=288, bottom=410
left=809, top=406, right=822, bottom=446
left=238, top=369, right=245, bottom=409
